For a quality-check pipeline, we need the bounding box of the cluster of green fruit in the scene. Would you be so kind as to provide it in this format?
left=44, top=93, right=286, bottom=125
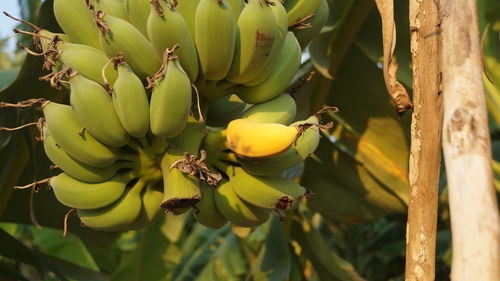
left=9, top=0, right=330, bottom=231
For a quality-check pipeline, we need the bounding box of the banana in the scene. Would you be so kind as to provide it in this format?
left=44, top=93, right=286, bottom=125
left=77, top=177, right=146, bottom=231
left=43, top=128, right=127, bottom=183
left=58, top=43, right=118, bottom=85
left=193, top=182, right=228, bottom=229
left=98, top=13, right=161, bottom=78
left=213, top=178, right=271, bottom=227
left=112, top=62, right=150, bottom=138
left=69, top=74, right=129, bottom=148
left=172, top=0, right=200, bottom=41
left=236, top=31, right=301, bottom=104
left=292, top=0, right=329, bottom=48
left=160, top=121, right=205, bottom=214
left=240, top=94, right=296, bottom=125
left=123, top=0, right=150, bottom=36
left=38, top=30, right=70, bottom=52
left=226, top=0, right=277, bottom=84
left=53, top=0, right=101, bottom=48
left=226, top=0, right=244, bottom=21
left=42, top=102, right=120, bottom=168
left=94, top=0, right=129, bottom=21
left=147, top=0, right=199, bottom=81
left=239, top=116, right=320, bottom=176
left=226, top=118, right=299, bottom=159
left=206, top=94, right=249, bottom=127
left=242, top=0, right=288, bottom=87
left=284, top=0, right=322, bottom=26
left=228, top=166, right=307, bottom=211
left=150, top=50, right=192, bottom=138
left=129, top=184, right=164, bottom=230
left=195, top=0, right=237, bottom=80
left=51, top=172, right=132, bottom=210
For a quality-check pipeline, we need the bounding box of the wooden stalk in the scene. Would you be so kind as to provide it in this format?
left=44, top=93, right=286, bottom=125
left=440, top=0, right=500, bottom=280
left=405, top=0, right=442, bottom=280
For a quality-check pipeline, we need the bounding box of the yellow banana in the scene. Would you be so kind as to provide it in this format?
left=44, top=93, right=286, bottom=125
left=44, top=128, right=127, bottom=183
left=226, top=0, right=277, bottom=84
left=226, top=118, right=299, bottom=159
left=42, top=102, right=119, bottom=167
left=239, top=116, right=320, bottom=176
left=237, top=31, right=301, bottom=104
left=147, top=0, right=199, bottom=81
left=228, top=166, right=307, bottom=211
left=129, top=184, right=164, bottom=230
left=284, top=0, right=322, bottom=26
left=94, top=0, right=129, bottom=21
left=58, top=43, right=118, bottom=85
left=69, top=74, right=129, bottom=147
left=150, top=51, right=192, bottom=138
left=53, top=0, right=100, bottom=48
left=226, top=0, right=244, bottom=21
left=240, top=94, right=296, bottom=125
left=51, top=172, right=132, bottom=210
left=195, top=0, right=237, bottom=80
left=242, top=0, right=288, bottom=87
left=193, top=182, right=228, bottom=229
left=160, top=122, right=205, bottom=214
left=77, top=177, right=146, bottom=231
left=123, top=0, right=150, bottom=36
left=213, top=178, right=271, bottom=227
left=112, top=62, right=150, bottom=138
left=98, top=13, right=161, bottom=78
left=171, top=0, right=200, bottom=41
left=206, top=94, right=249, bottom=127
left=292, top=0, right=329, bottom=48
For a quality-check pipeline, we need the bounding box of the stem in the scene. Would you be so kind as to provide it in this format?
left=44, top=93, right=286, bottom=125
left=405, top=0, right=442, bottom=279
left=440, top=0, right=500, bottom=279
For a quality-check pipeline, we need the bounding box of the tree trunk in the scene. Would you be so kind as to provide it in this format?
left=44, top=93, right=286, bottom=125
left=405, top=0, right=442, bottom=280
left=440, top=0, right=500, bottom=280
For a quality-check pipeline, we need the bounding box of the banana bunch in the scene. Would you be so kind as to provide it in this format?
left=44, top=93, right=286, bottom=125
left=4, top=0, right=331, bottom=232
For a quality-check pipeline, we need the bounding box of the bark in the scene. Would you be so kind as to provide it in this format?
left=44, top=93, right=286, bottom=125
left=440, top=0, right=500, bottom=280
left=405, top=0, right=442, bottom=280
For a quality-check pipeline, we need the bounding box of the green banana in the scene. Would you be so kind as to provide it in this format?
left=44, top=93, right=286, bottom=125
left=228, top=166, right=307, bottom=211
left=112, top=62, right=150, bottom=138
left=214, top=178, right=271, bottom=227
left=240, top=93, right=296, bottom=125
left=98, top=13, right=161, bottom=78
left=129, top=184, right=164, bottom=230
left=42, top=102, right=119, bottom=167
left=38, top=30, right=70, bottom=53
left=53, top=0, right=101, bottom=48
left=226, top=0, right=277, bottom=84
left=236, top=31, right=301, bottom=104
left=150, top=51, right=192, bottom=138
left=292, top=0, right=329, bottom=48
left=171, top=0, right=200, bottom=41
left=206, top=94, right=249, bottom=127
left=58, top=43, right=118, bottom=85
left=69, top=74, right=129, bottom=148
left=77, top=177, right=146, bottom=231
left=239, top=116, right=320, bottom=176
left=193, top=182, right=228, bottom=229
left=147, top=0, right=199, bottom=81
left=44, top=128, right=126, bottom=183
left=123, top=0, right=150, bottom=36
left=195, top=0, right=237, bottom=81
left=226, top=0, right=244, bottom=21
left=242, top=0, right=288, bottom=87
left=160, top=122, right=205, bottom=214
left=51, top=172, right=131, bottom=210
left=94, top=0, right=129, bottom=21
left=284, top=0, right=322, bottom=26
